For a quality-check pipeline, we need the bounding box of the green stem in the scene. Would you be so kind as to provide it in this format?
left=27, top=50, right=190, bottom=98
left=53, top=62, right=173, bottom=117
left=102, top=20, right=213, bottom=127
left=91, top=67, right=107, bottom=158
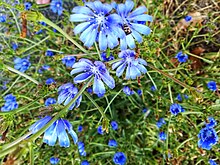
left=168, top=84, right=173, bottom=104
left=1, top=76, right=20, bottom=97
left=186, top=52, right=214, bottom=64
left=146, top=72, right=157, bottom=90
left=18, top=36, right=50, bottom=55
left=84, top=91, right=106, bottom=118
left=29, top=142, right=34, bottom=165
left=3, top=64, right=39, bottom=85
left=7, top=7, right=21, bottom=33
left=95, top=42, right=101, bottom=60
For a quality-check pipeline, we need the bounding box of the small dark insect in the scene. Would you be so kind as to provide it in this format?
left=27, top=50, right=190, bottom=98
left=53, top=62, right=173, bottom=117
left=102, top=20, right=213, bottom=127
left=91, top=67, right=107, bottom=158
left=20, top=12, right=27, bottom=38
left=123, top=24, right=132, bottom=35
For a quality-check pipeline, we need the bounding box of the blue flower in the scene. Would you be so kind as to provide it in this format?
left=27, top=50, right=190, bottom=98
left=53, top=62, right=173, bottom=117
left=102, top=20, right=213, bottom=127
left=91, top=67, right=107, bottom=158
left=115, top=0, right=153, bottom=50
left=57, top=83, right=82, bottom=110
left=198, top=127, right=218, bottom=150
left=209, top=160, right=217, bottom=165
left=170, top=103, right=184, bottom=115
left=50, top=157, right=60, bottom=164
left=0, top=15, right=6, bottom=23
left=137, top=89, right=142, bottom=96
left=24, top=2, right=32, bottom=10
left=78, top=125, right=83, bottom=132
left=14, top=57, right=31, bottom=72
left=38, top=65, right=50, bottom=73
left=175, top=51, right=188, bottom=63
left=112, top=50, right=147, bottom=79
left=159, top=132, right=167, bottom=141
left=45, top=98, right=56, bottom=107
left=50, top=0, right=63, bottom=16
left=176, top=94, right=182, bottom=101
left=86, top=87, right=93, bottom=94
left=206, top=117, right=217, bottom=128
left=184, top=94, right=189, bottom=99
left=111, top=121, right=118, bottom=130
left=150, top=85, right=156, bottom=91
left=1, top=94, right=18, bottom=112
left=81, top=160, right=90, bottom=165
left=142, top=108, right=147, bottom=113
left=156, top=118, right=166, bottom=128
left=70, top=1, right=124, bottom=51
left=207, top=81, right=217, bottom=91
left=184, top=15, right=192, bottom=22
left=46, top=50, right=55, bottom=57
left=123, top=86, right=134, bottom=96
left=12, top=43, right=18, bottom=50
left=71, top=59, right=115, bottom=96
left=101, top=52, right=115, bottom=62
left=46, top=78, right=56, bottom=85
left=113, top=152, right=126, bottom=165
left=29, top=116, right=78, bottom=147
left=78, top=141, right=86, bottom=156
left=97, top=125, right=104, bottom=135
left=108, top=139, right=117, bottom=147
left=62, top=56, right=76, bottom=68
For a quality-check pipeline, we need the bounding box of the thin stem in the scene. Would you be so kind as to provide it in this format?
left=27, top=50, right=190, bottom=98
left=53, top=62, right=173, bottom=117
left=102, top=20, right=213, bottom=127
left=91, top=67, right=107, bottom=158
left=1, top=76, right=20, bottom=96
left=168, top=84, right=173, bottom=104
left=7, top=7, right=21, bottom=33
left=95, top=42, right=101, bottom=60
left=29, top=143, right=34, bottom=165
left=186, top=52, right=214, bottom=64
left=4, top=65, right=39, bottom=85
left=146, top=72, right=157, bottom=90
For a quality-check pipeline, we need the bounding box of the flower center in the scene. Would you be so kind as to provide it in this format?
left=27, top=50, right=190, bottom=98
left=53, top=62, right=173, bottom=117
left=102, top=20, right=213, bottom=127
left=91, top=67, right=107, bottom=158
left=96, top=13, right=106, bottom=24
left=56, top=2, right=61, bottom=7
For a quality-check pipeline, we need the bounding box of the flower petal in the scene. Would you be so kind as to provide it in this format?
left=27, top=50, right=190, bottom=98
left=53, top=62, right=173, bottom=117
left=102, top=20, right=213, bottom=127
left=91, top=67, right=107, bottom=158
left=57, top=120, right=70, bottom=147
left=74, top=72, right=93, bottom=83
left=70, top=14, right=92, bottom=22
left=74, top=22, right=91, bottom=34
left=116, top=62, right=126, bottom=77
left=100, top=72, right=115, bottom=89
left=129, top=6, right=147, bottom=18
left=72, top=6, right=93, bottom=15
left=131, top=23, right=151, bottom=35
left=99, top=30, right=107, bottom=51
left=93, top=77, right=105, bottom=95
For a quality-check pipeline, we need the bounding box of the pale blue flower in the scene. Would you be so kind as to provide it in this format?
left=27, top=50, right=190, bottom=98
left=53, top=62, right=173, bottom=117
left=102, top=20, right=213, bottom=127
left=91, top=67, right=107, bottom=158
left=71, top=59, right=115, bottom=96
left=112, top=50, right=147, bottom=79
left=57, top=83, right=82, bottom=110
left=50, top=0, right=63, bottom=16
left=14, top=57, right=31, bottom=72
left=62, top=56, right=76, bottom=68
left=29, top=116, right=78, bottom=147
left=114, top=0, right=153, bottom=50
left=70, top=1, right=125, bottom=50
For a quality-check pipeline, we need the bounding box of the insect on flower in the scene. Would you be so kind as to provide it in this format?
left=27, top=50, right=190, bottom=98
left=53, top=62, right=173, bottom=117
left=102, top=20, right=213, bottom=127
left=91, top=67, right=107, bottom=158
left=123, top=24, right=132, bottom=35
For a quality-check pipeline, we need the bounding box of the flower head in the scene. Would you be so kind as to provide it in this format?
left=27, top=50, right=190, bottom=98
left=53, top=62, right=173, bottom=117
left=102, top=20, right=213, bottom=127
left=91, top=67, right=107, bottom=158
left=78, top=141, right=86, bottom=156
left=170, top=103, right=184, bottom=115
left=0, top=15, right=6, bottom=23
left=198, top=127, right=218, bottom=150
left=113, top=152, right=126, bottom=165
left=50, top=0, right=63, bottom=16
left=97, top=125, right=104, bottom=135
left=112, top=50, right=147, bottom=79
left=150, top=85, right=156, bottom=91
left=101, top=52, right=115, bottom=62
left=24, top=2, right=32, bottom=10
left=14, top=57, right=31, bottom=72
left=81, top=160, right=90, bottom=165
left=207, top=81, right=217, bottom=91
left=46, top=78, right=56, bottom=85
left=156, top=118, right=166, bottom=128
left=45, top=98, right=56, bottom=107
left=57, top=83, right=82, bottom=110
left=70, top=1, right=124, bottom=50
left=71, top=59, right=115, bottom=96
left=114, top=1, right=153, bottom=50
left=108, top=139, right=118, bottom=147
left=184, top=15, right=192, bottom=22
left=46, top=50, right=55, bottom=57
left=111, top=121, right=118, bottom=130
left=62, top=56, right=76, bottom=68
left=159, top=132, right=167, bottom=141
left=175, top=51, right=188, bottom=63
left=1, top=94, right=18, bottom=112
left=206, top=117, right=217, bottom=128
left=50, top=157, right=60, bottom=164
left=142, top=108, right=147, bottom=113
left=123, top=86, right=134, bottom=96
left=209, top=160, right=217, bottom=165
left=38, top=65, right=50, bottom=73
left=29, top=116, right=78, bottom=147
left=176, top=94, right=182, bottom=102
left=78, top=125, right=83, bottom=132
left=137, top=89, right=142, bottom=96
